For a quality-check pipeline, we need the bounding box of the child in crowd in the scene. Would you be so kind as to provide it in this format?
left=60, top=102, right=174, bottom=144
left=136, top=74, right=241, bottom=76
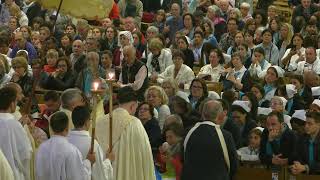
left=43, top=49, right=58, bottom=73
left=158, top=122, right=184, bottom=180
left=237, top=127, right=263, bottom=162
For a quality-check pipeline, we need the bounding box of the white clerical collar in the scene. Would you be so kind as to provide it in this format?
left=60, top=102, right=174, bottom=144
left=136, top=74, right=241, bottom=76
left=0, top=112, right=15, bottom=119
left=69, top=130, right=90, bottom=137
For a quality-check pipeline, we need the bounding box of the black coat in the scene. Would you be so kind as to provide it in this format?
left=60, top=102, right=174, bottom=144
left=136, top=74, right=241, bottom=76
left=43, top=71, right=76, bottom=91
left=301, top=86, right=314, bottom=109
left=223, top=117, right=242, bottom=149
left=288, top=95, right=305, bottom=116
left=295, top=132, right=320, bottom=175
left=259, top=128, right=297, bottom=166
left=144, top=118, right=162, bottom=157
left=181, top=122, right=238, bottom=180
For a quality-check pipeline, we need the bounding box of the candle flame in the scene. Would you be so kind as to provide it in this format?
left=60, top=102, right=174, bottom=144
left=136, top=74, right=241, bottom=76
left=108, top=72, right=115, bottom=80
left=93, top=82, right=99, bottom=91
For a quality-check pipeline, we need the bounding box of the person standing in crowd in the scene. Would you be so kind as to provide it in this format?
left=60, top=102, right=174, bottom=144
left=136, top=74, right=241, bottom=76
left=0, top=86, right=33, bottom=180
left=181, top=100, right=238, bottom=179
left=60, top=88, right=87, bottom=129
left=96, top=86, right=156, bottom=180
left=36, top=111, right=96, bottom=180
left=68, top=106, right=113, bottom=180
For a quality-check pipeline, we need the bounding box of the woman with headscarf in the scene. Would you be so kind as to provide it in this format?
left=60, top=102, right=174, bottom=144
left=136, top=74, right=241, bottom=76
left=113, top=31, right=134, bottom=67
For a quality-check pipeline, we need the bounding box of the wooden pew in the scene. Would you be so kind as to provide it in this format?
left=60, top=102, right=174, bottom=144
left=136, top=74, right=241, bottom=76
left=206, top=82, right=223, bottom=95
left=235, top=166, right=272, bottom=180
left=295, top=174, right=320, bottom=180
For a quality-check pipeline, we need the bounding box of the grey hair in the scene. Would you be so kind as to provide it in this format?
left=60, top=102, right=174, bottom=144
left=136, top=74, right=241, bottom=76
left=208, top=5, right=222, bottom=17
left=61, top=88, right=83, bottom=110
left=240, top=2, right=250, bottom=9
left=201, top=100, right=223, bottom=122
left=163, top=114, right=183, bottom=129
left=147, top=26, right=159, bottom=35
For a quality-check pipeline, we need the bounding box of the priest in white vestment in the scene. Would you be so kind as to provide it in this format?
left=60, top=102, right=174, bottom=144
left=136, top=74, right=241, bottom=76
left=68, top=106, right=113, bottom=180
left=0, top=87, right=33, bottom=180
left=36, top=111, right=95, bottom=180
left=0, top=149, right=14, bottom=180
left=60, top=88, right=87, bottom=130
left=96, top=86, right=156, bottom=180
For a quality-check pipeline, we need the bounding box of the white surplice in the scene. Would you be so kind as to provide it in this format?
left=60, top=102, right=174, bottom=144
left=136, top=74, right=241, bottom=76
left=0, top=113, right=32, bottom=180
left=68, top=130, right=113, bottom=180
left=36, top=135, right=91, bottom=180
left=96, top=108, right=156, bottom=180
left=0, top=148, right=14, bottom=180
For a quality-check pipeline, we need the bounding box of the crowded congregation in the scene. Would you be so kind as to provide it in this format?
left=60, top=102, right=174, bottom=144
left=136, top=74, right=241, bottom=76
left=1, top=0, right=320, bottom=179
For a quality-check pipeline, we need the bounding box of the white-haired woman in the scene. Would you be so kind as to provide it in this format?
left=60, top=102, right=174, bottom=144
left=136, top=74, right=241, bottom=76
left=145, top=85, right=171, bottom=130
left=161, top=77, right=189, bottom=105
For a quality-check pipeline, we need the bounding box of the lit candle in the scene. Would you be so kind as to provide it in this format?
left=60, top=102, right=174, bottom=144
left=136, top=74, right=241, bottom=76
left=93, top=82, right=99, bottom=91
left=108, top=72, right=115, bottom=80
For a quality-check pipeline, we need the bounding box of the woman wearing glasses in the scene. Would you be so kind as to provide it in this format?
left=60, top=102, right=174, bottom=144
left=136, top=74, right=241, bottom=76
left=42, top=57, right=76, bottom=91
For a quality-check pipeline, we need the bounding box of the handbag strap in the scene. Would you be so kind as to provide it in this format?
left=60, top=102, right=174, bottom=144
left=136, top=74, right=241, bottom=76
left=184, top=121, right=230, bottom=172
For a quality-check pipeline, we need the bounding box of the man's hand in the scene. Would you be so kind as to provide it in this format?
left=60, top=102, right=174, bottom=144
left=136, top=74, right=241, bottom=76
left=268, top=128, right=280, bottom=141
left=106, top=151, right=115, bottom=162
left=272, top=154, right=288, bottom=166
left=87, top=152, right=96, bottom=164
left=291, top=161, right=306, bottom=175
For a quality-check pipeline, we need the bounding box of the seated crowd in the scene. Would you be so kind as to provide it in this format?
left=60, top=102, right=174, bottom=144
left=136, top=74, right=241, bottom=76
left=1, top=0, right=320, bottom=179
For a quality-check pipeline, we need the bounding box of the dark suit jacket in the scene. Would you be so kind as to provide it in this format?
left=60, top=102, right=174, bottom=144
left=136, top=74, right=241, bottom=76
left=143, top=118, right=162, bottom=157
left=43, top=71, right=76, bottom=91
left=181, top=122, right=238, bottom=180
left=223, top=117, right=242, bottom=149
left=295, top=132, right=320, bottom=175
left=259, top=128, right=297, bottom=166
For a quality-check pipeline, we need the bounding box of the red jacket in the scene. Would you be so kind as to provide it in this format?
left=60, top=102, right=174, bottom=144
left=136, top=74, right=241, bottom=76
left=109, top=1, right=120, bottom=20
left=157, top=152, right=182, bottom=180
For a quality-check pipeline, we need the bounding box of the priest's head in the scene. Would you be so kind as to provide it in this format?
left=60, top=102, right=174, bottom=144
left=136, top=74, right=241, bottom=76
left=118, top=86, right=138, bottom=115
left=0, top=86, right=17, bottom=113
left=61, top=88, right=86, bottom=111
left=50, top=111, right=69, bottom=136
left=72, top=106, right=91, bottom=131
left=201, top=100, right=224, bottom=123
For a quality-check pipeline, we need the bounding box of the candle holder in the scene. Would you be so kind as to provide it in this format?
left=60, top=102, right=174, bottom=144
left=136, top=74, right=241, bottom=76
left=89, top=82, right=104, bottom=153
left=106, top=71, right=115, bottom=153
